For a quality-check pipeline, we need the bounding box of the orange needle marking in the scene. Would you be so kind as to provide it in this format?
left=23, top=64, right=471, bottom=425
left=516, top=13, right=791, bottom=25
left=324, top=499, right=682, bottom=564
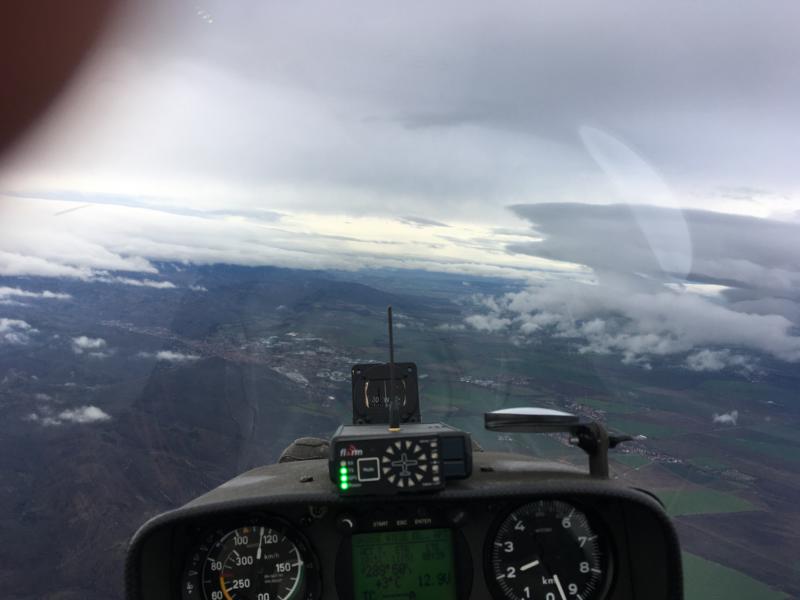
left=219, top=576, right=234, bottom=600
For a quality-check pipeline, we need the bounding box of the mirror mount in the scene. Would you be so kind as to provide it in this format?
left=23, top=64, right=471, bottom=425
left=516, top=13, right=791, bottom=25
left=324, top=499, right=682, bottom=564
left=484, top=408, right=631, bottom=478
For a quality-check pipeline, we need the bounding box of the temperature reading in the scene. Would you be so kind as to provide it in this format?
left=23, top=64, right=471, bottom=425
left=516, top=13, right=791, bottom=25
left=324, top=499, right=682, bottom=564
left=352, top=529, right=457, bottom=600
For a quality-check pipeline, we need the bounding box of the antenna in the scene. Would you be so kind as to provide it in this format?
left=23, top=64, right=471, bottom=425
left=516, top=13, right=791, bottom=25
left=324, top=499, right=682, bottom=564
left=387, top=306, right=400, bottom=431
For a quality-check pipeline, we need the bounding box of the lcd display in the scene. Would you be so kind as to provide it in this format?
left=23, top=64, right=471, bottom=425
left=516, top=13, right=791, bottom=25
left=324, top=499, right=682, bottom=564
left=351, top=528, right=457, bottom=600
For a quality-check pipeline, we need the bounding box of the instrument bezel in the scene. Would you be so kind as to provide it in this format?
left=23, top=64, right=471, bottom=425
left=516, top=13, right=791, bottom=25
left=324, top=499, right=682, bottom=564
left=483, top=497, right=617, bottom=600
left=178, top=513, right=322, bottom=600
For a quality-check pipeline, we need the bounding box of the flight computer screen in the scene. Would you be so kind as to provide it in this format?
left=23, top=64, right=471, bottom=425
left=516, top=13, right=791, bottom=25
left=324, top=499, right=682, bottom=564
left=351, top=528, right=457, bottom=600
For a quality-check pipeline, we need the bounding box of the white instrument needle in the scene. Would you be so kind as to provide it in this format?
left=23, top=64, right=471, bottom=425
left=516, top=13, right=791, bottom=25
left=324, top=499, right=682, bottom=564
left=256, top=527, right=264, bottom=559
left=519, top=560, right=540, bottom=572
left=553, top=573, right=567, bottom=600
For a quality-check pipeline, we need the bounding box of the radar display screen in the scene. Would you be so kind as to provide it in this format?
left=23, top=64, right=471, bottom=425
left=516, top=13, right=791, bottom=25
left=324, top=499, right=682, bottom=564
left=351, top=528, right=456, bottom=600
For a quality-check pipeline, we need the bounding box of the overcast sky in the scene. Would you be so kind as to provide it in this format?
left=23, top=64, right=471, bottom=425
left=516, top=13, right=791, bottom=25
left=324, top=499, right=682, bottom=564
left=4, top=0, right=800, bottom=215
left=1, top=0, right=799, bottom=368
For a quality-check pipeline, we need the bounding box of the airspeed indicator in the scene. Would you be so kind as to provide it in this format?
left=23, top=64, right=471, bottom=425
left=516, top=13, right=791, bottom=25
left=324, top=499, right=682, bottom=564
left=182, top=521, right=319, bottom=600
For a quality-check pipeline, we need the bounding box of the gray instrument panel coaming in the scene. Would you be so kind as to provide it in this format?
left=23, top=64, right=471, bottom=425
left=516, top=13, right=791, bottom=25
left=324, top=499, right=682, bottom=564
left=126, top=453, right=683, bottom=600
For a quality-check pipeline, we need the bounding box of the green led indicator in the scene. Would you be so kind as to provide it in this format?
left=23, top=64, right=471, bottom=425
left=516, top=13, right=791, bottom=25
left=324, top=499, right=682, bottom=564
left=339, top=467, right=348, bottom=475
left=340, top=482, right=349, bottom=490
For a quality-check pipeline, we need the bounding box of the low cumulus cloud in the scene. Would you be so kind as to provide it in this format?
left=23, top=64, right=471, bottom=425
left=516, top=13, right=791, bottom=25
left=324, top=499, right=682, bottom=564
left=712, top=410, right=739, bottom=426
left=462, top=203, right=800, bottom=368
left=0, top=318, right=37, bottom=344
left=27, top=405, right=111, bottom=426
left=465, top=281, right=800, bottom=366
left=686, top=349, right=755, bottom=373
left=138, top=350, right=201, bottom=362
left=464, top=314, right=512, bottom=332
left=71, top=336, right=107, bottom=354
left=435, top=323, right=466, bottom=332
left=59, top=405, right=112, bottom=424
left=92, top=276, right=177, bottom=289
left=0, top=287, right=71, bottom=300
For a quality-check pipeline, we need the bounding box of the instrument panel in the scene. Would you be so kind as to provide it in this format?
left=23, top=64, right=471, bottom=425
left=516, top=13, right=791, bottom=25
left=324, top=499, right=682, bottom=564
left=179, top=500, right=609, bottom=600
left=126, top=454, right=682, bottom=600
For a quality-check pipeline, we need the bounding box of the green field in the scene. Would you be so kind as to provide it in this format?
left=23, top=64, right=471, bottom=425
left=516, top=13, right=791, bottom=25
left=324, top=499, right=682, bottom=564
left=696, top=379, right=799, bottom=405
left=688, top=456, right=729, bottom=470
left=657, top=488, right=755, bottom=516
left=683, top=553, right=788, bottom=599
left=423, top=381, right=510, bottom=413
left=446, top=415, right=570, bottom=459
left=643, top=392, right=721, bottom=419
left=613, top=453, right=651, bottom=468
left=749, top=422, right=800, bottom=443
left=577, top=396, right=638, bottom=414
left=719, top=435, right=800, bottom=464
left=607, top=416, right=678, bottom=438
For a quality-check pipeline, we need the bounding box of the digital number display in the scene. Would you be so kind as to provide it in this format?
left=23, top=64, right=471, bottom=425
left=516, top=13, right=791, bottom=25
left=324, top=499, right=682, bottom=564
left=351, top=528, right=457, bottom=600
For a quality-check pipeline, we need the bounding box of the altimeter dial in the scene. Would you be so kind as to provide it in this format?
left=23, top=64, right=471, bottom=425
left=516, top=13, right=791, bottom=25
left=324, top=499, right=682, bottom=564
left=487, top=500, right=610, bottom=600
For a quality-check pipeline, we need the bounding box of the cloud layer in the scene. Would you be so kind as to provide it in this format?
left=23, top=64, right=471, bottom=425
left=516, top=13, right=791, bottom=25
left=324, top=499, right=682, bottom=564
left=466, top=282, right=800, bottom=366
left=0, top=2, right=799, bottom=376
left=0, top=196, right=580, bottom=282
left=464, top=203, right=800, bottom=368
left=3, top=0, right=799, bottom=219
left=510, top=203, right=800, bottom=296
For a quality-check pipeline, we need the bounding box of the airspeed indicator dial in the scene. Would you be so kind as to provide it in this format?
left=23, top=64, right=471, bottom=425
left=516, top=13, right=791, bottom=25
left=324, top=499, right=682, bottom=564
left=487, top=500, right=610, bottom=600
left=182, top=521, right=319, bottom=600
